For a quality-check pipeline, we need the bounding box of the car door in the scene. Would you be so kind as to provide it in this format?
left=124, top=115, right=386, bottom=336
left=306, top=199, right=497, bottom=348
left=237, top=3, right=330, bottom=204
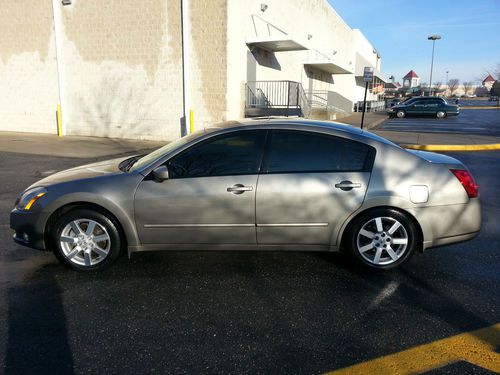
left=425, top=99, right=440, bottom=115
left=408, top=100, right=425, bottom=115
left=255, top=129, right=374, bottom=245
left=134, top=130, right=267, bottom=245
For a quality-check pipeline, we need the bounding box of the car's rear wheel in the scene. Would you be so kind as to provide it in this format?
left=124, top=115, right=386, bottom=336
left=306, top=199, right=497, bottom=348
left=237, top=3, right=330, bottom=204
left=396, top=110, right=406, bottom=118
left=436, top=110, right=447, bottom=119
left=51, top=209, right=122, bottom=271
left=345, top=208, right=417, bottom=270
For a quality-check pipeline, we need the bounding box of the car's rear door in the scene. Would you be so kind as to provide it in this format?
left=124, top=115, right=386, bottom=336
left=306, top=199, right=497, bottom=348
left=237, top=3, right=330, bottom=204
left=134, top=130, right=267, bottom=245
left=424, top=99, right=441, bottom=116
left=255, top=129, right=374, bottom=245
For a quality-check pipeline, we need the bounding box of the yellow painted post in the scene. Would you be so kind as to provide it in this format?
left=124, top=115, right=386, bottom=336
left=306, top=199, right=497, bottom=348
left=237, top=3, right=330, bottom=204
left=189, top=110, right=194, bottom=133
left=57, top=104, right=63, bottom=137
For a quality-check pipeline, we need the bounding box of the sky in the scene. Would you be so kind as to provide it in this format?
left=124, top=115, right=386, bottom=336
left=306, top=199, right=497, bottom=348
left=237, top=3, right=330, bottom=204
left=328, top=0, right=500, bottom=85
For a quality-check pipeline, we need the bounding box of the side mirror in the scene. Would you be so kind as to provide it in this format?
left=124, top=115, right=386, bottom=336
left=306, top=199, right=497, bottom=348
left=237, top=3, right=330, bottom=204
left=152, top=166, right=169, bottom=181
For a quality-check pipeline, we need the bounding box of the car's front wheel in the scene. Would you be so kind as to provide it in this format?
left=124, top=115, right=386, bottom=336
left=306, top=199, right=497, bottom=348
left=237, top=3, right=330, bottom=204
left=396, top=110, right=406, bottom=118
left=345, top=208, right=417, bottom=270
left=51, top=208, right=122, bottom=271
left=436, top=110, right=447, bottom=119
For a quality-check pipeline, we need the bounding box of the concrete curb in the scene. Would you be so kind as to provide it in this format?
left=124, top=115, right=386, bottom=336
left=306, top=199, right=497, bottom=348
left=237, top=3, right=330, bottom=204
left=364, top=116, right=388, bottom=130
left=401, top=143, right=500, bottom=152
left=460, top=106, right=500, bottom=110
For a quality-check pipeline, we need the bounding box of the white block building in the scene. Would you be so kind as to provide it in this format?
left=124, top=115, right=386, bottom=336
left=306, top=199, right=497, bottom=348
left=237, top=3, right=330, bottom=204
left=0, top=0, right=386, bottom=141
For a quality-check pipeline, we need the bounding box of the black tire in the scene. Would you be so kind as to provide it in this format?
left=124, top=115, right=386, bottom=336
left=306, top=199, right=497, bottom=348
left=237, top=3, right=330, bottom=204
left=344, top=208, right=418, bottom=270
left=51, top=208, right=122, bottom=271
left=396, top=110, right=406, bottom=118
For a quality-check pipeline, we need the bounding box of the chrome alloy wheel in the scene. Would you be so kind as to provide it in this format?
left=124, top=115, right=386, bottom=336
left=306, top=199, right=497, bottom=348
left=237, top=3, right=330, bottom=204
left=436, top=110, right=446, bottom=119
left=356, top=217, right=408, bottom=266
left=59, top=219, right=111, bottom=267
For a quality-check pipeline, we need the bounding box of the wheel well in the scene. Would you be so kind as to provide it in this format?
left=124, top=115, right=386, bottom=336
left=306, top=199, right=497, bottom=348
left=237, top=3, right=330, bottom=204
left=44, top=202, right=128, bottom=253
left=340, top=206, right=424, bottom=252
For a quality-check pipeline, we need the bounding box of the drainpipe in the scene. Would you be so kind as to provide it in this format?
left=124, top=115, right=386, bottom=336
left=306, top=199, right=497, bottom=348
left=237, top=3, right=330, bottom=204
left=51, top=0, right=67, bottom=136
left=180, top=0, right=190, bottom=136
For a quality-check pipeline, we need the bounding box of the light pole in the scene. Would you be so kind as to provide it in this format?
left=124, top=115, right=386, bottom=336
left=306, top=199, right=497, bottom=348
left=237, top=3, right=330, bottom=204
left=428, top=35, right=441, bottom=96
left=446, top=70, right=449, bottom=96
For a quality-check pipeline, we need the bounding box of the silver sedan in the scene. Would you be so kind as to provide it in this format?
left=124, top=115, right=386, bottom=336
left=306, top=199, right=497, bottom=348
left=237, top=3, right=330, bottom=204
left=10, top=120, right=481, bottom=271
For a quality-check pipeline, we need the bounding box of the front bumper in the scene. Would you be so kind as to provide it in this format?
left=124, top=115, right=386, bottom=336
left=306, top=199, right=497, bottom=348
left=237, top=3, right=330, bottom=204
left=10, top=208, right=47, bottom=250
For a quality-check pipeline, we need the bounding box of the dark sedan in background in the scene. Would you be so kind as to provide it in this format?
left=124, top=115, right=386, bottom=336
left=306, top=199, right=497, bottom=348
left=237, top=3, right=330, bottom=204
left=387, top=97, right=459, bottom=119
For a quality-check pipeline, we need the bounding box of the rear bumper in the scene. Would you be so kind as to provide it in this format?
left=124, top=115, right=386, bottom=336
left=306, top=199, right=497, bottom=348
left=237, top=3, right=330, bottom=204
left=423, top=231, right=479, bottom=250
left=416, top=198, right=481, bottom=251
left=10, top=208, right=47, bottom=250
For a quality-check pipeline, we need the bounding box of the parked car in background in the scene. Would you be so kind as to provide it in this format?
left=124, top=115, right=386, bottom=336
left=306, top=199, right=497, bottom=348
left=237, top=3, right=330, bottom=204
left=10, top=120, right=481, bottom=271
left=387, top=97, right=459, bottom=118
left=386, top=99, right=401, bottom=108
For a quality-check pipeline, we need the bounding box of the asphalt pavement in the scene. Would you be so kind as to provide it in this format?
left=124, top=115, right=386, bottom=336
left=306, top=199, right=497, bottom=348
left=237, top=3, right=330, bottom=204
left=0, top=147, right=499, bottom=373
left=375, top=109, right=500, bottom=137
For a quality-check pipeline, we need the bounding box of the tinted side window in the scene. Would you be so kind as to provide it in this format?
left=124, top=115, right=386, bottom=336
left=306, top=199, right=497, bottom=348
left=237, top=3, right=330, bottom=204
left=265, top=130, right=374, bottom=173
left=168, top=130, right=266, bottom=178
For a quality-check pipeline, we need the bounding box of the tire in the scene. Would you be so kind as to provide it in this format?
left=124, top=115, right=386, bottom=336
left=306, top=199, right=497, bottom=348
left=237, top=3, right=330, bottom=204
left=51, top=208, right=122, bottom=271
left=436, top=110, right=447, bottom=119
left=344, top=208, right=418, bottom=270
left=396, top=110, right=406, bottom=118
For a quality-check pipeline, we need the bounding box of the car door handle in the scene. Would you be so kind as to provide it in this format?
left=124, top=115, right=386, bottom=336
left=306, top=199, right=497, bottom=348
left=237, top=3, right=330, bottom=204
left=227, top=184, right=253, bottom=195
left=335, top=181, right=361, bottom=191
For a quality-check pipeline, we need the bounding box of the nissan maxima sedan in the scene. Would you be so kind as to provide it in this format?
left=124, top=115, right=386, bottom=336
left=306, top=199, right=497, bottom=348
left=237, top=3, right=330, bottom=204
left=10, top=120, right=481, bottom=271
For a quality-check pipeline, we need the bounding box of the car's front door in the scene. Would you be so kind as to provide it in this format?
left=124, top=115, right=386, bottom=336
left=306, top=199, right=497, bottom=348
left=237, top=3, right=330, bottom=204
left=256, top=130, right=373, bottom=245
left=408, top=100, right=425, bottom=115
left=134, top=130, right=267, bottom=245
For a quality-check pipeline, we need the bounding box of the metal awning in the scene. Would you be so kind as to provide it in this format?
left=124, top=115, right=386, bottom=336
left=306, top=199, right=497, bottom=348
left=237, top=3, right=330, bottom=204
left=303, top=61, right=352, bottom=75
left=246, top=36, right=308, bottom=52
left=375, top=73, right=389, bottom=83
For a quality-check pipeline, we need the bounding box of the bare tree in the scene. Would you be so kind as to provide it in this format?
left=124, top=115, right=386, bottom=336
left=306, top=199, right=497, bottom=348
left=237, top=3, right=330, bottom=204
left=448, top=78, right=460, bottom=96
left=462, top=81, right=474, bottom=96
left=490, top=63, right=500, bottom=80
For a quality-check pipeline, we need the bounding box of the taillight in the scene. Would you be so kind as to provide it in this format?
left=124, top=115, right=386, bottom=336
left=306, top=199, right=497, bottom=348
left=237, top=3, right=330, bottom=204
left=450, top=169, right=478, bottom=198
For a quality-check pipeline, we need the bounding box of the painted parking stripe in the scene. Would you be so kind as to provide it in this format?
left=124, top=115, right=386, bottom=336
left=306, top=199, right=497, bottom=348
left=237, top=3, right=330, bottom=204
left=325, top=323, right=500, bottom=374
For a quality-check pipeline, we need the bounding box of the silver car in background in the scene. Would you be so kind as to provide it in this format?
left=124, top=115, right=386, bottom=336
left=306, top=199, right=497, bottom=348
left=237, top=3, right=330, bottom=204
left=10, top=120, right=481, bottom=271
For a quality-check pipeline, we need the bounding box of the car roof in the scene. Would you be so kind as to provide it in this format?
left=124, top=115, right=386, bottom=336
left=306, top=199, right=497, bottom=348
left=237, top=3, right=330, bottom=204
left=208, top=118, right=364, bottom=136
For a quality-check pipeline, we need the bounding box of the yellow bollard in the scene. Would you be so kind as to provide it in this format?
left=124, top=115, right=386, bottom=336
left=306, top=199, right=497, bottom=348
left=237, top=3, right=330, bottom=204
left=189, top=110, right=194, bottom=133
left=57, top=104, right=63, bottom=137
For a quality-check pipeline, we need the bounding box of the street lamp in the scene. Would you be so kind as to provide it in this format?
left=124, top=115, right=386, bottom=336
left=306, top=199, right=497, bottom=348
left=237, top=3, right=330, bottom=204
left=427, top=35, right=441, bottom=96
left=445, top=70, right=449, bottom=96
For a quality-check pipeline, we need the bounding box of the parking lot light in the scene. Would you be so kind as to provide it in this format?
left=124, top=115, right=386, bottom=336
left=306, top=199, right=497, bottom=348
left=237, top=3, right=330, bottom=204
left=428, top=35, right=442, bottom=96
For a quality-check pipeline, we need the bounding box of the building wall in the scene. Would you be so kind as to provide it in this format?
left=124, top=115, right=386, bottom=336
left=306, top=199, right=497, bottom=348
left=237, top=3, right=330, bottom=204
left=58, top=0, right=183, bottom=141
left=226, top=0, right=358, bottom=120
left=0, top=0, right=384, bottom=140
left=0, top=0, right=59, bottom=134
left=188, top=0, right=228, bottom=130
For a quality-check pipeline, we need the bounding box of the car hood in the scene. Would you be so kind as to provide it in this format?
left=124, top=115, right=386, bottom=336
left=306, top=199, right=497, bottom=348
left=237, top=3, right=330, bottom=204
left=29, top=157, right=125, bottom=189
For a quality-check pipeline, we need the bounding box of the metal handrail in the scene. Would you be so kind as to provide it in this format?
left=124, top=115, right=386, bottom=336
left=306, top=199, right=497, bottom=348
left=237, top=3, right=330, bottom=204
left=245, top=80, right=310, bottom=117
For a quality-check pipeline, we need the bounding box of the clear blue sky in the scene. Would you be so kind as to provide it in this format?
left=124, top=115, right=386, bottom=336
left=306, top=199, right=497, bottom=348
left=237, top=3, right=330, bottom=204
left=328, top=0, right=500, bottom=84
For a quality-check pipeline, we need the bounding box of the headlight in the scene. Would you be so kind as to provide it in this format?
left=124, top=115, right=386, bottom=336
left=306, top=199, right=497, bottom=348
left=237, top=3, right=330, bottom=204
left=387, top=108, right=394, bottom=112
left=16, top=187, right=47, bottom=210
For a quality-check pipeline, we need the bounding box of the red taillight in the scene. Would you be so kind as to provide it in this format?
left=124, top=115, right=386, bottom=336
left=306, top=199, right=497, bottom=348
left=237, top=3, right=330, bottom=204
left=450, top=169, right=478, bottom=198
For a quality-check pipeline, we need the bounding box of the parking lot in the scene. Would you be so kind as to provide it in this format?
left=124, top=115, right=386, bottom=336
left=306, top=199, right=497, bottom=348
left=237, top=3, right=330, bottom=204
left=376, top=109, right=500, bottom=137
left=0, top=129, right=499, bottom=373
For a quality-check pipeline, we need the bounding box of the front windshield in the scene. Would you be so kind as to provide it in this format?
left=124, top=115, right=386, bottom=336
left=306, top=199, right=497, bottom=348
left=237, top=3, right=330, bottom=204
left=129, top=128, right=216, bottom=172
